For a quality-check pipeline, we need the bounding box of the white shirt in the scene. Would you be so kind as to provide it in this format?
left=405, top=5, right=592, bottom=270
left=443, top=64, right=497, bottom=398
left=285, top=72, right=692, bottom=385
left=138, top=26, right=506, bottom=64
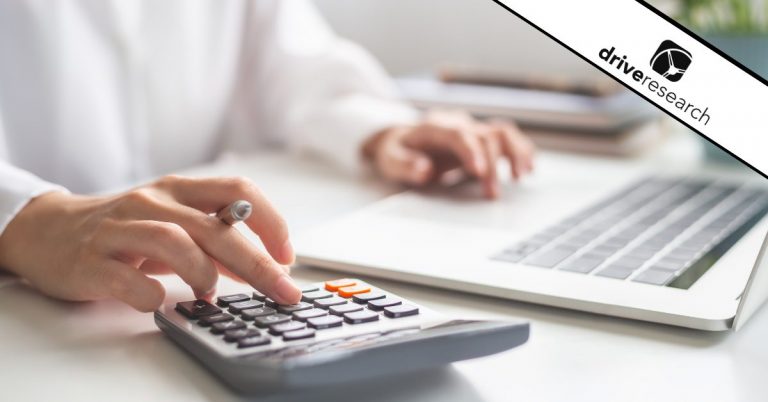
left=0, top=0, right=417, bottom=234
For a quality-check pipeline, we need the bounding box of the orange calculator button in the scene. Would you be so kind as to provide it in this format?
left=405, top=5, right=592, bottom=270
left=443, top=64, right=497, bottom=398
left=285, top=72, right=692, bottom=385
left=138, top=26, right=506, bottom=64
left=325, top=279, right=357, bottom=291
left=337, top=285, right=371, bottom=298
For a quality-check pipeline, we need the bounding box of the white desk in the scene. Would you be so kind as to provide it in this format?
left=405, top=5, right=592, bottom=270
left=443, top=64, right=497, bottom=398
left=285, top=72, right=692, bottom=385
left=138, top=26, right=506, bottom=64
left=2, top=135, right=767, bottom=402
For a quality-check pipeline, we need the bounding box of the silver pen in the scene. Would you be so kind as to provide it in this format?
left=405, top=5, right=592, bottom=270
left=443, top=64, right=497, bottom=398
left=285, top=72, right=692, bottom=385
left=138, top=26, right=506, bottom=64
left=216, top=200, right=253, bottom=225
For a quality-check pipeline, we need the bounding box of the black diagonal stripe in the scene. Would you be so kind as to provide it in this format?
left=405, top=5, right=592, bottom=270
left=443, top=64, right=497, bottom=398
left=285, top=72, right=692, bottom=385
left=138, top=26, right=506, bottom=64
left=487, top=0, right=768, bottom=180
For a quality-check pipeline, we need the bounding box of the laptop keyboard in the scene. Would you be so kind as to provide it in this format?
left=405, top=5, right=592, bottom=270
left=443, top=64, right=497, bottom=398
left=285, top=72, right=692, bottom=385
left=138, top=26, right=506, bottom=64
left=492, top=177, right=768, bottom=288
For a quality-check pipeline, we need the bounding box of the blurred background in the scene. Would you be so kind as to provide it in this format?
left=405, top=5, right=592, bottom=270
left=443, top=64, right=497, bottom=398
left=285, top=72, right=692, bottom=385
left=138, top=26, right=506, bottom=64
left=315, top=0, right=599, bottom=78
left=316, top=0, right=766, bottom=78
left=315, top=0, right=767, bottom=162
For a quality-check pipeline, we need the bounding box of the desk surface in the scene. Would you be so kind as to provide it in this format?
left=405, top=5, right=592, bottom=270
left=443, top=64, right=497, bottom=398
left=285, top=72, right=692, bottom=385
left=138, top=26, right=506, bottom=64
left=2, top=134, right=767, bottom=402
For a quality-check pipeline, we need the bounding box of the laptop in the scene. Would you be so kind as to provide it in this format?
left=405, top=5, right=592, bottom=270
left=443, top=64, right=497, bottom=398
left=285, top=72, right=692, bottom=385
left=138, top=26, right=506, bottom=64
left=295, top=152, right=768, bottom=331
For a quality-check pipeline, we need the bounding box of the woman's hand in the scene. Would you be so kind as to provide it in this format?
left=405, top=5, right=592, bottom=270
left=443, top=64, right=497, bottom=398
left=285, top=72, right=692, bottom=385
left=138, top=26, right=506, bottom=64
left=364, top=110, right=535, bottom=198
left=0, top=175, right=302, bottom=312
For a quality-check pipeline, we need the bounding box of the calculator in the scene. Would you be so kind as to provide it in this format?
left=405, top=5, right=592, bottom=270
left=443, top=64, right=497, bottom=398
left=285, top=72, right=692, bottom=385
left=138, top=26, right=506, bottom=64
left=155, top=278, right=529, bottom=394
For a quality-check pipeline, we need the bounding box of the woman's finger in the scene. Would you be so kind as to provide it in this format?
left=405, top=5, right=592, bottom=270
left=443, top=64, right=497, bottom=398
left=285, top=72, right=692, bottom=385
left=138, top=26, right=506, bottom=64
left=113, top=193, right=301, bottom=305
left=478, top=129, right=502, bottom=199
left=406, top=124, right=488, bottom=177
left=94, top=258, right=166, bottom=312
left=95, top=219, right=218, bottom=299
left=154, top=176, right=294, bottom=265
left=493, top=121, right=535, bottom=179
left=377, top=131, right=435, bottom=185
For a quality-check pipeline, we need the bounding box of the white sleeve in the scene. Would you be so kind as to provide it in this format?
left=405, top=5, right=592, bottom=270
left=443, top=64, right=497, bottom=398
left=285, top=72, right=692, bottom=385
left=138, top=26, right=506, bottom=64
left=228, top=0, right=419, bottom=171
left=0, top=117, right=68, bottom=236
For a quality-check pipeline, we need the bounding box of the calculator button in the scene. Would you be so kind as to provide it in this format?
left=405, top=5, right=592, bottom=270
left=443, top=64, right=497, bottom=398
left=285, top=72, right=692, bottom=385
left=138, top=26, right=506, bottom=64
left=223, top=328, right=261, bottom=342
left=264, top=298, right=279, bottom=308
left=277, top=302, right=313, bottom=314
left=251, top=290, right=267, bottom=301
left=344, top=310, right=380, bottom=324
left=283, top=328, right=316, bottom=341
left=228, top=300, right=264, bottom=314
left=238, top=336, right=271, bottom=349
left=197, top=313, right=234, bottom=327
left=176, top=300, right=221, bottom=319
left=211, top=320, right=246, bottom=334
left=300, top=285, right=319, bottom=293
left=337, top=285, right=371, bottom=298
left=352, top=292, right=385, bottom=304
left=383, top=304, right=419, bottom=318
left=314, top=296, right=348, bottom=309
left=293, top=308, right=328, bottom=322
left=367, top=298, right=402, bottom=311
left=240, top=307, right=276, bottom=321
left=269, top=321, right=306, bottom=335
left=253, top=314, right=291, bottom=328
left=216, top=294, right=250, bottom=307
left=329, top=303, right=364, bottom=316
left=307, top=315, right=343, bottom=330
left=324, top=279, right=356, bottom=291
left=301, top=290, right=333, bottom=302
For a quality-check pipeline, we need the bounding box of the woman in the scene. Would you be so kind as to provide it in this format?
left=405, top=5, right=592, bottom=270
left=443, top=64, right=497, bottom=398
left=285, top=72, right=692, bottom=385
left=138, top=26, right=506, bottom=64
left=0, top=1, right=534, bottom=311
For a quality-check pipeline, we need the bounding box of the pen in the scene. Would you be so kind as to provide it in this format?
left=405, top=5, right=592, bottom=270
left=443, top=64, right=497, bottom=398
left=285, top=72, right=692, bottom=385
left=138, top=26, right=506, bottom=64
left=216, top=200, right=253, bottom=225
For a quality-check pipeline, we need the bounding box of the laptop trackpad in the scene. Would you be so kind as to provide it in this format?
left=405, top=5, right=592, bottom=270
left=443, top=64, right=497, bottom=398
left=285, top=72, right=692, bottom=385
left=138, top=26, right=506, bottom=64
left=374, top=153, right=648, bottom=232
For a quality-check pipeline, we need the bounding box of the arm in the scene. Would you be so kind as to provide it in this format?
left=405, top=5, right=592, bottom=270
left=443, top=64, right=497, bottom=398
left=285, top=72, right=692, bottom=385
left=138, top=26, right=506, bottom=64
left=0, top=116, right=301, bottom=310
left=231, top=1, right=535, bottom=198
left=0, top=116, right=67, bottom=236
left=229, top=0, right=418, bottom=171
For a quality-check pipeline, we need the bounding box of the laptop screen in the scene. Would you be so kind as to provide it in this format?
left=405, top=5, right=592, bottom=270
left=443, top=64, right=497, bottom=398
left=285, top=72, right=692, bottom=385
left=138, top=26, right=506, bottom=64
left=734, top=229, right=768, bottom=330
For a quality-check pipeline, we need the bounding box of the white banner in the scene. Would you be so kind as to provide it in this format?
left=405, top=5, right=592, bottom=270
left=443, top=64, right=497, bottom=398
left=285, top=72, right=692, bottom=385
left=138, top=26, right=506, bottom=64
left=495, top=0, right=768, bottom=176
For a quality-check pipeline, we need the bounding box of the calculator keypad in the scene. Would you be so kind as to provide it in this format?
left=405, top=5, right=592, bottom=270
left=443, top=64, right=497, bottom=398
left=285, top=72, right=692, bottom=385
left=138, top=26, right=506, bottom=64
left=216, top=294, right=250, bottom=307
left=240, top=307, right=276, bottom=320
left=228, top=300, right=264, bottom=313
left=307, top=315, right=343, bottom=329
left=173, top=279, right=424, bottom=358
left=211, top=320, right=246, bottom=334
left=314, top=296, right=347, bottom=309
left=198, top=313, right=235, bottom=327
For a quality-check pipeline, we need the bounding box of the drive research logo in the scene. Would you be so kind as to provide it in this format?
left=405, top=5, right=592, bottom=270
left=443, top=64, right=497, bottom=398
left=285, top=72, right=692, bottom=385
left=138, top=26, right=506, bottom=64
left=598, top=43, right=711, bottom=126
left=650, top=40, right=692, bottom=82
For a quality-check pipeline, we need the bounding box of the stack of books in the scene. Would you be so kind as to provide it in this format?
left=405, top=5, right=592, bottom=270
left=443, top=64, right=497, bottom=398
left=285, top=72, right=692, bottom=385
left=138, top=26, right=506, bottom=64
left=396, top=69, right=663, bottom=156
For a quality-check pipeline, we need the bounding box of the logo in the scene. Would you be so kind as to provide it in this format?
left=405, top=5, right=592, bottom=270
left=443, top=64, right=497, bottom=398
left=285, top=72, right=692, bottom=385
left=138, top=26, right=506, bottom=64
left=598, top=44, right=711, bottom=126
left=649, top=40, right=692, bottom=82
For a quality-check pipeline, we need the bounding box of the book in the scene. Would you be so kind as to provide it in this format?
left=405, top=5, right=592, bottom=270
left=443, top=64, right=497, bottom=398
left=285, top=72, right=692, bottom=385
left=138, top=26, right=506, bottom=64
left=396, top=75, right=659, bottom=134
left=523, top=119, right=665, bottom=156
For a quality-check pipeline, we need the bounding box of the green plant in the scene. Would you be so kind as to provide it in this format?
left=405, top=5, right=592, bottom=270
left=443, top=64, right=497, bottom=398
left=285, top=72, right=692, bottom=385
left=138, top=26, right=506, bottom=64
left=676, top=0, right=768, bottom=33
